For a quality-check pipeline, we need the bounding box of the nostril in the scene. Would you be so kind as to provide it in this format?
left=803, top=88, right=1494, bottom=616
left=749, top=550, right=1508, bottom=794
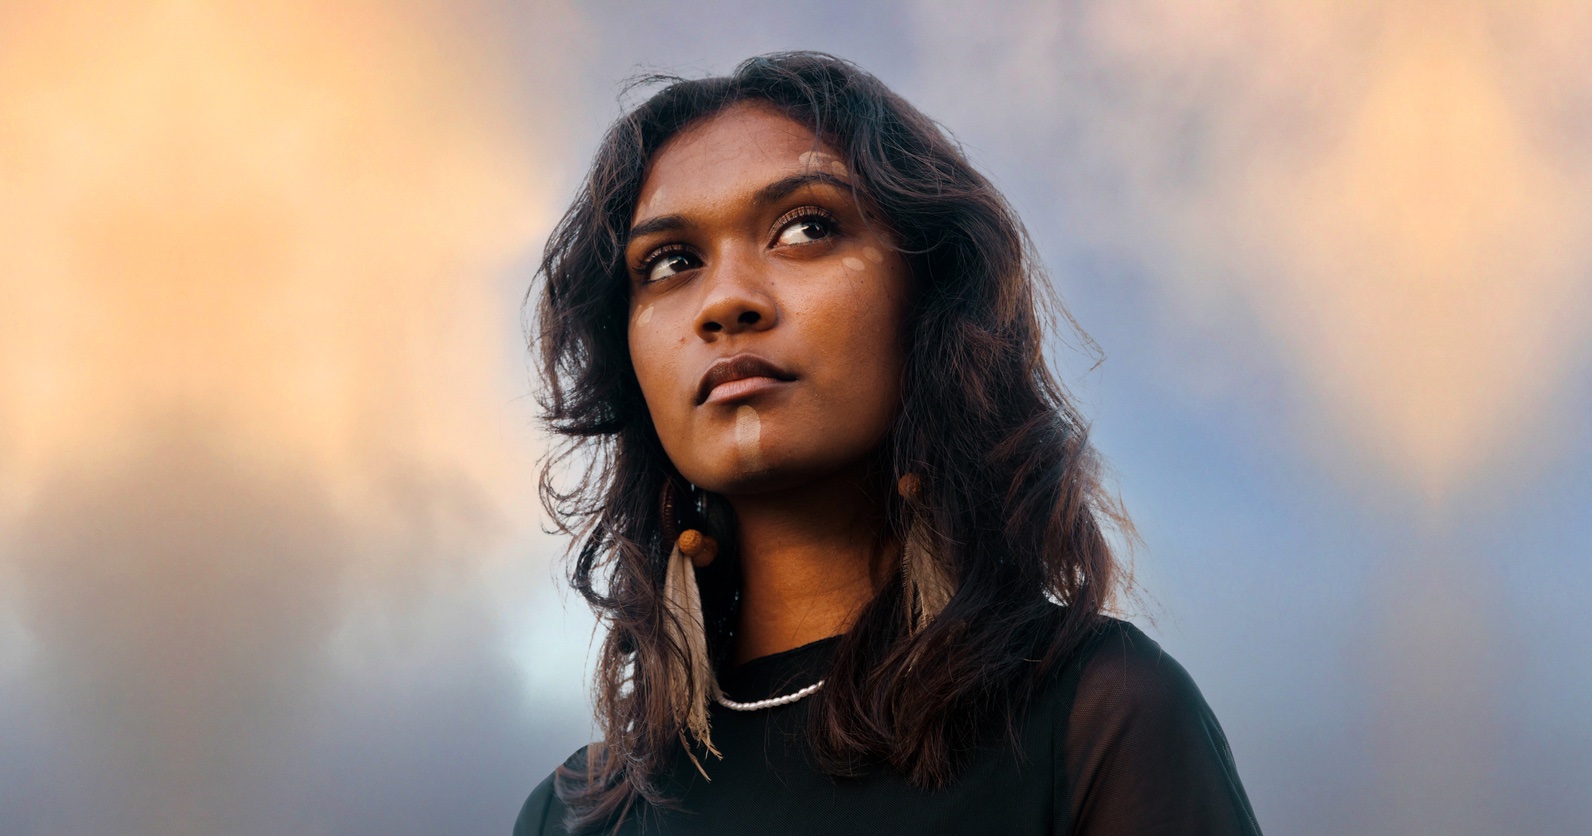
left=738, top=311, right=760, bottom=326
left=703, top=321, right=722, bottom=333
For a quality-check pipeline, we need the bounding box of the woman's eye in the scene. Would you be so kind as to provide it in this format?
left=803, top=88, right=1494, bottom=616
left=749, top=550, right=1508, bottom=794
left=644, top=251, right=698, bottom=283
left=775, top=215, right=833, bottom=247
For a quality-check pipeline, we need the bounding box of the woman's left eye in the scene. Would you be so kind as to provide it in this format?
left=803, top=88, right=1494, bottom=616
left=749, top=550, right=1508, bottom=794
left=774, top=213, right=834, bottom=246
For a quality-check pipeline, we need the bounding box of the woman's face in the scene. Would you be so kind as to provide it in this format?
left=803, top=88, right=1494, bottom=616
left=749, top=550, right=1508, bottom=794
left=625, top=102, right=913, bottom=495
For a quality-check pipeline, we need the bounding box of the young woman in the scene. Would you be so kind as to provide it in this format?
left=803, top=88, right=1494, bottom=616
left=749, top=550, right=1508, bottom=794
left=518, top=52, right=1262, bottom=835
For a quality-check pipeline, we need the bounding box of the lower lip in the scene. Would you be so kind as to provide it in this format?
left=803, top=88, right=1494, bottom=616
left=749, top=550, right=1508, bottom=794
left=703, top=376, right=788, bottom=404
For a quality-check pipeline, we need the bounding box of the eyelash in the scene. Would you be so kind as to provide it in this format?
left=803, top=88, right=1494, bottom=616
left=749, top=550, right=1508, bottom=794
left=634, top=243, right=692, bottom=278
left=632, top=206, right=841, bottom=282
left=770, top=206, right=839, bottom=240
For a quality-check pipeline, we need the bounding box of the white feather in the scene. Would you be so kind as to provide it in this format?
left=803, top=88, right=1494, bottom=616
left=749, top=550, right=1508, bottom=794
left=902, top=514, right=954, bottom=631
left=663, top=541, right=721, bottom=774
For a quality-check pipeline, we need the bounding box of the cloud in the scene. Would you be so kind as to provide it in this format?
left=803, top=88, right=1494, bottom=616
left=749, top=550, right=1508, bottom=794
left=906, top=3, right=1592, bottom=833
left=908, top=0, right=1592, bottom=501
left=0, top=1, right=589, bottom=831
left=0, top=0, right=552, bottom=510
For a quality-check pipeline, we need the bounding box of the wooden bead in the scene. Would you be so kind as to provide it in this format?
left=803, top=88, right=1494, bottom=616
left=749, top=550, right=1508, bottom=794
left=897, top=474, right=922, bottom=500
left=689, top=539, right=717, bottom=570
left=658, top=481, right=681, bottom=546
left=677, top=529, right=718, bottom=569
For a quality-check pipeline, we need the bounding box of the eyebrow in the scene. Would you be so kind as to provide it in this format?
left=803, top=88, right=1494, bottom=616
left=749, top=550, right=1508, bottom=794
left=626, top=171, right=854, bottom=244
left=754, top=170, right=852, bottom=207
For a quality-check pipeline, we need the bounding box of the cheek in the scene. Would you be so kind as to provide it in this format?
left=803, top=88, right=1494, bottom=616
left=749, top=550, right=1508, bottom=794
left=628, top=309, right=680, bottom=417
left=842, top=258, right=910, bottom=353
left=810, top=258, right=911, bottom=398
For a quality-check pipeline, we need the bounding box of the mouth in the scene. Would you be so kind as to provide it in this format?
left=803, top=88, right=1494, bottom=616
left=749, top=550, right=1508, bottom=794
left=696, top=354, right=797, bottom=405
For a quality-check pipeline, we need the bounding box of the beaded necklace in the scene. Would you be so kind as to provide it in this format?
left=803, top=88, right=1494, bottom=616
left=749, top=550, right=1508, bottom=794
left=713, top=680, right=826, bottom=712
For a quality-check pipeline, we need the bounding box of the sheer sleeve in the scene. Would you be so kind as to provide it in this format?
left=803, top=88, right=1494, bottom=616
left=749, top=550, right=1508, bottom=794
left=514, top=746, right=587, bottom=836
left=1055, top=622, right=1263, bottom=835
left=513, top=771, right=555, bottom=836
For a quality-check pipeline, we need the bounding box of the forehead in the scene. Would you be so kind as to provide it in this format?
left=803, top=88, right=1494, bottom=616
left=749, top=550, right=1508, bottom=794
left=634, top=103, right=841, bottom=222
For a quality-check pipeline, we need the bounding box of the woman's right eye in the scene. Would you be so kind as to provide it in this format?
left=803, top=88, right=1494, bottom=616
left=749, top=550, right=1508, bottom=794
left=641, top=249, right=699, bottom=283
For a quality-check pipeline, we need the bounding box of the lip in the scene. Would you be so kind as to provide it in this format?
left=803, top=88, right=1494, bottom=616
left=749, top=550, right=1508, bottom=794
left=696, top=354, right=796, bottom=405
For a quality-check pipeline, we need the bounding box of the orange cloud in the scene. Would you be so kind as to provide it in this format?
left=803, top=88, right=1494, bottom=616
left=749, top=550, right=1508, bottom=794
left=1214, top=2, right=1590, bottom=499
left=911, top=0, right=1592, bottom=500
left=0, top=1, right=579, bottom=829
left=0, top=0, right=556, bottom=517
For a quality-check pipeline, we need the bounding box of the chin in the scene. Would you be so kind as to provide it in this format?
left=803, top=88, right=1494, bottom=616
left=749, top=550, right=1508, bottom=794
left=679, top=444, right=808, bottom=495
left=691, top=464, right=793, bottom=496
left=690, top=448, right=874, bottom=498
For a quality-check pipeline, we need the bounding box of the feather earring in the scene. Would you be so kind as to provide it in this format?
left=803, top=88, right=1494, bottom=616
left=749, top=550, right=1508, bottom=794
left=898, top=474, right=953, bottom=631
left=658, top=480, right=722, bottom=773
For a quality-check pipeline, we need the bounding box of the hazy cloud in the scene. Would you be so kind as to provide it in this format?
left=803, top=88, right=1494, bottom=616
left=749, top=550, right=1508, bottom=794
left=2, top=2, right=1587, bottom=833
left=909, top=0, right=1592, bottom=500
left=907, top=3, right=1592, bottom=833
left=0, top=1, right=587, bottom=832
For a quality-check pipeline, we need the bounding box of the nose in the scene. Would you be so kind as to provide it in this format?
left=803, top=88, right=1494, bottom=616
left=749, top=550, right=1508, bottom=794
left=694, top=255, right=777, bottom=340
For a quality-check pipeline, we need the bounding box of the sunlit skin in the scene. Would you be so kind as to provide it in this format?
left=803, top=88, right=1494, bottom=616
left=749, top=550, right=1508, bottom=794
left=626, top=103, right=914, bottom=664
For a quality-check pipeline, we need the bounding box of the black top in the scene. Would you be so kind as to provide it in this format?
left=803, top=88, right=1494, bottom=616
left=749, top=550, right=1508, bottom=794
left=516, top=617, right=1262, bottom=835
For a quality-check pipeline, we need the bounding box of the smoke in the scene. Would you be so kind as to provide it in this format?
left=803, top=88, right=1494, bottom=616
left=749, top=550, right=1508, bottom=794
left=0, top=1, right=586, bottom=832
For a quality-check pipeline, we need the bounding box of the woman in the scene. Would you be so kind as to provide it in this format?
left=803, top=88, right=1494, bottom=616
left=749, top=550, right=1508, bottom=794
left=519, top=52, right=1261, bottom=835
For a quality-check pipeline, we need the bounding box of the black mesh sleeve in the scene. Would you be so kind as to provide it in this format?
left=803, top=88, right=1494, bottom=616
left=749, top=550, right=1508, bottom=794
left=1055, top=622, right=1263, bottom=835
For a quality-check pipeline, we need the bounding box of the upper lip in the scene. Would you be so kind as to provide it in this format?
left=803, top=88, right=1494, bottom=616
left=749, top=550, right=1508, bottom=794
left=696, top=354, right=796, bottom=404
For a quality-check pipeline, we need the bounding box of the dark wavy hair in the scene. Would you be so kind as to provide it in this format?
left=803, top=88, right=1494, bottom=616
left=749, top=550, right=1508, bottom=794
left=532, top=51, right=1134, bottom=832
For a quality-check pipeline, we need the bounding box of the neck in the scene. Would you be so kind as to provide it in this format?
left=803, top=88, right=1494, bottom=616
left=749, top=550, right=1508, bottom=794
left=726, top=463, right=890, bottom=665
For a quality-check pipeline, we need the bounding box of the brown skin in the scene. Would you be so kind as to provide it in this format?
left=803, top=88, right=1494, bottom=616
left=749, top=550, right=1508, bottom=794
left=626, top=103, right=913, bottom=664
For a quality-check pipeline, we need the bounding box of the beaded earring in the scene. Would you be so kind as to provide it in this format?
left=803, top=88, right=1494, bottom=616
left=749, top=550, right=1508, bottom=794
left=898, top=474, right=953, bottom=631
left=658, top=479, right=722, bottom=771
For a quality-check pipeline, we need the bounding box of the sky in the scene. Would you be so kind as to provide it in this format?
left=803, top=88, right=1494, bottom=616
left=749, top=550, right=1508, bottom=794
left=0, top=1, right=1588, bottom=834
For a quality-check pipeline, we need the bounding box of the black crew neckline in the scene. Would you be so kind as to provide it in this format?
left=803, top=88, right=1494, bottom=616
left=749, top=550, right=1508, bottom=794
left=727, top=633, right=843, bottom=672
left=717, top=634, right=843, bottom=703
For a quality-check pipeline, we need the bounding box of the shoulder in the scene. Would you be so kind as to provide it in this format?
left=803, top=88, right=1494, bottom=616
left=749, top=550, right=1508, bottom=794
left=1057, top=616, right=1227, bottom=765
left=1031, top=610, right=1204, bottom=718
left=1068, top=617, right=1208, bottom=726
left=513, top=746, right=589, bottom=836
left=1025, top=612, right=1225, bottom=767
left=1049, top=617, right=1263, bottom=834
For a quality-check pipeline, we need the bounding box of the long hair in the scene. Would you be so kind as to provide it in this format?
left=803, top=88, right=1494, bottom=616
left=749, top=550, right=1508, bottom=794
left=532, top=51, right=1134, bottom=832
